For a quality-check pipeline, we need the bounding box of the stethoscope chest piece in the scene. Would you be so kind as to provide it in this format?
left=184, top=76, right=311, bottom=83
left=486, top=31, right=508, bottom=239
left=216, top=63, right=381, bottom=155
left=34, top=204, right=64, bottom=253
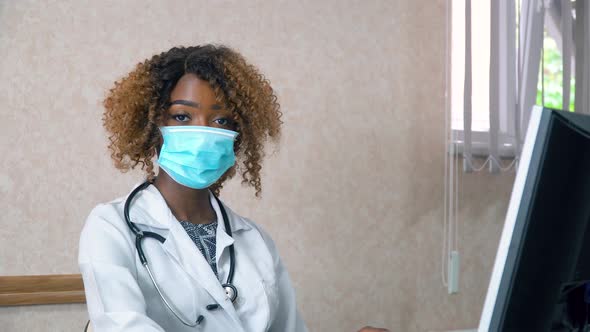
left=223, top=283, right=238, bottom=303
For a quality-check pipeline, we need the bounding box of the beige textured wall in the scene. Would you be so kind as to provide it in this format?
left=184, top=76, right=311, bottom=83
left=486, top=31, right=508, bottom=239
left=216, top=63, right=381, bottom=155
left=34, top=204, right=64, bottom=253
left=0, top=1, right=515, bottom=331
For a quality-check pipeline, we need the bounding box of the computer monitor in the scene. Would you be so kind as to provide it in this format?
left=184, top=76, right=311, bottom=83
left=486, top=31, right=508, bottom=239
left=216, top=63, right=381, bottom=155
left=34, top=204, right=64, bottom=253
left=478, top=107, right=590, bottom=331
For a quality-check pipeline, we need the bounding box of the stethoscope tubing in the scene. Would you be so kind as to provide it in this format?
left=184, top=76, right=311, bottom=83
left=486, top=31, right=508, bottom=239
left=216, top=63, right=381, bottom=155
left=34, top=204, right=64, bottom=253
left=144, top=260, right=200, bottom=326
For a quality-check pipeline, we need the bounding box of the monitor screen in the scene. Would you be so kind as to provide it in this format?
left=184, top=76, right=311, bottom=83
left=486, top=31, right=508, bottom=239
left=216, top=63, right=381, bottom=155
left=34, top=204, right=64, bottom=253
left=478, top=107, right=590, bottom=331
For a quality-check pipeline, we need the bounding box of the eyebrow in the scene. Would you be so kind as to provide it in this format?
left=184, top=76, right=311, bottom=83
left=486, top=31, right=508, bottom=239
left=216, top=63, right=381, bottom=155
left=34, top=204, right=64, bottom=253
left=170, top=100, right=223, bottom=110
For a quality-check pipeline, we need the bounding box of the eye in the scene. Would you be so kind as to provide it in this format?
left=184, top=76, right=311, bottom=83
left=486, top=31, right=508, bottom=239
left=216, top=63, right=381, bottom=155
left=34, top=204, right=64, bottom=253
left=213, top=118, right=233, bottom=127
left=172, top=114, right=190, bottom=122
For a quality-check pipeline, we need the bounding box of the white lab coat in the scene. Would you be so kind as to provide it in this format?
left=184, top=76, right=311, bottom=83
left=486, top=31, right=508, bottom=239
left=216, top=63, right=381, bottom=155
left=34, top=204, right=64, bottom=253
left=78, top=182, right=307, bottom=332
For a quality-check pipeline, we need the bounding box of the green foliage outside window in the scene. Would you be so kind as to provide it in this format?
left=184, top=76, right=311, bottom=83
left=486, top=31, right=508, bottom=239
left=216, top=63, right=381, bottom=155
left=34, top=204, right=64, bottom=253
left=536, top=34, right=576, bottom=112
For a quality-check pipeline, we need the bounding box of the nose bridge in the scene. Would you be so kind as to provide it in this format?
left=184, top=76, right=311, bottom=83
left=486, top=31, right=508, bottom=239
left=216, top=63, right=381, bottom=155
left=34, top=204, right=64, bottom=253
left=192, top=113, right=209, bottom=127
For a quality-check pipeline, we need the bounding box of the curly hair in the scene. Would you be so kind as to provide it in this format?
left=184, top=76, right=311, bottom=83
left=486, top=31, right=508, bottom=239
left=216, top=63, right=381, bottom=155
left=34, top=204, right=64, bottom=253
left=102, top=44, right=282, bottom=197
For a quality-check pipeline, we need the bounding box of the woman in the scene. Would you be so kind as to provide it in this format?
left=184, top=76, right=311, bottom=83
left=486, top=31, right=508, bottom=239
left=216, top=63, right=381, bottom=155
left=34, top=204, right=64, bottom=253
left=79, top=44, right=388, bottom=332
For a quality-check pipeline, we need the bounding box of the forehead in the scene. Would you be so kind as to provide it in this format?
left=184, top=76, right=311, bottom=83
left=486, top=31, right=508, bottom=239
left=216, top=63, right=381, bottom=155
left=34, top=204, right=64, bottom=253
left=170, top=73, right=218, bottom=103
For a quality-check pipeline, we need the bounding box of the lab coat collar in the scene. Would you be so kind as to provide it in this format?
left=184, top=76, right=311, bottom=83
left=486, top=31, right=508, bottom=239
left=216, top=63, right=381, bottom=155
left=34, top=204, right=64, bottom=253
left=126, top=180, right=252, bottom=233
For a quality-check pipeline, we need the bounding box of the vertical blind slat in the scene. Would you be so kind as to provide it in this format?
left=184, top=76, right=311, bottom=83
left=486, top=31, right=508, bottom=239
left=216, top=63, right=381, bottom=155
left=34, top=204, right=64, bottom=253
left=575, top=0, right=590, bottom=114
left=489, top=0, right=501, bottom=173
left=518, top=0, right=544, bottom=137
left=463, top=0, right=473, bottom=172
left=561, top=0, right=573, bottom=112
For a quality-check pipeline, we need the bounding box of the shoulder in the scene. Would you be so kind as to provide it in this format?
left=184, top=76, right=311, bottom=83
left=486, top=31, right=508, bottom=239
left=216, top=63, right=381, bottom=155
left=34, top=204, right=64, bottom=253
left=82, top=181, right=150, bottom=236
left=82, top=196, right=128, bottom=236
left=244, top=218, right=278, bottom=253
left=78, top=195, right=133, bottom=264
left=89, top=196, right=126, bottom=219
left=223, top=206, right=281, bottom=267
left=222, top=204, right=276, bottom=247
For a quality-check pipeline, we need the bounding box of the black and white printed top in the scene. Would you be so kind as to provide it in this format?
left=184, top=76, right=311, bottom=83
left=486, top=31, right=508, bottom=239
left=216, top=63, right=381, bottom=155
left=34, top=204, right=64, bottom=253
left=178, top=220, right=219, bottom=278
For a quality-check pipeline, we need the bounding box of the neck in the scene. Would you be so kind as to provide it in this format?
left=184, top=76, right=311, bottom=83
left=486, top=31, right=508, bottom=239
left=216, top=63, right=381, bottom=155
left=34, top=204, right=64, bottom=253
left=153, top=171, right=216, bottom=225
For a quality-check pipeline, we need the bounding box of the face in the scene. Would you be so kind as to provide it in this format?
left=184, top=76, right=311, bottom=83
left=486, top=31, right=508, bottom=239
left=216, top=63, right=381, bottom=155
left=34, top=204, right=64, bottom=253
left=164, top=73, right=236, bottom=131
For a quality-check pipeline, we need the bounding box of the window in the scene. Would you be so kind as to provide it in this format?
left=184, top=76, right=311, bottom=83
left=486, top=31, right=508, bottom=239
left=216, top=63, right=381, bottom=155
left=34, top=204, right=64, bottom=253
left=450, top=0, right=574, bottom=158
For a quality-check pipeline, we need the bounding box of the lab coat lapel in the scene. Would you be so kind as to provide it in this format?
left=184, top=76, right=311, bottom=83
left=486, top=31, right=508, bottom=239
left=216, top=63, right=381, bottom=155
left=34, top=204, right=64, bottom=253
left=127, top=183, right=183, bottom=264
left=211, top=193, right=237, bottom=277
left=209, top=193, right=254, bottom=320
left=167, top=218, right=243, bottom=327
left=208, top=192, right=253, bottom=280
left=214, top=212, right=239, bottom=317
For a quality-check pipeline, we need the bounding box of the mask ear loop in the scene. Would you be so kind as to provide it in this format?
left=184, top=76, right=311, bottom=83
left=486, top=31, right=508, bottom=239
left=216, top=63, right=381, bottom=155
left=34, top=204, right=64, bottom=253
left=154, top=128, right=163, bottom=159
left=150, top=105, right=168, bottom=177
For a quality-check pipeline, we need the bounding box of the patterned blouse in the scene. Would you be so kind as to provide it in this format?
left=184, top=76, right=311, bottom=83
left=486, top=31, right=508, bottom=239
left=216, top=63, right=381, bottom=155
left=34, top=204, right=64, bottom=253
left=179, top=220, right=219, bottom=278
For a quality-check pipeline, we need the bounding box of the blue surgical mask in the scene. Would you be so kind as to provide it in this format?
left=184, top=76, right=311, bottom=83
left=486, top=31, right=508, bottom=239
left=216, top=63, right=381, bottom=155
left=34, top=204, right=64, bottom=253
left=157, top=126, right=239, bottom=189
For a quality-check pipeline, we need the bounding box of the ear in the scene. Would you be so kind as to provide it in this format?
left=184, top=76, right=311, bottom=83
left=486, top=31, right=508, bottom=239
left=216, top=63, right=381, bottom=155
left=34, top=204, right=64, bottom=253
left=155, top=144, right=162, bottom=158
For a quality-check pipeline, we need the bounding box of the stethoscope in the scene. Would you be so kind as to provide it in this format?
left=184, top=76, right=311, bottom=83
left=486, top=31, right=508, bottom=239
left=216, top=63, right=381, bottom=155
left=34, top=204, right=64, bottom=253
left=124, top=180, right=238, bottom=327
